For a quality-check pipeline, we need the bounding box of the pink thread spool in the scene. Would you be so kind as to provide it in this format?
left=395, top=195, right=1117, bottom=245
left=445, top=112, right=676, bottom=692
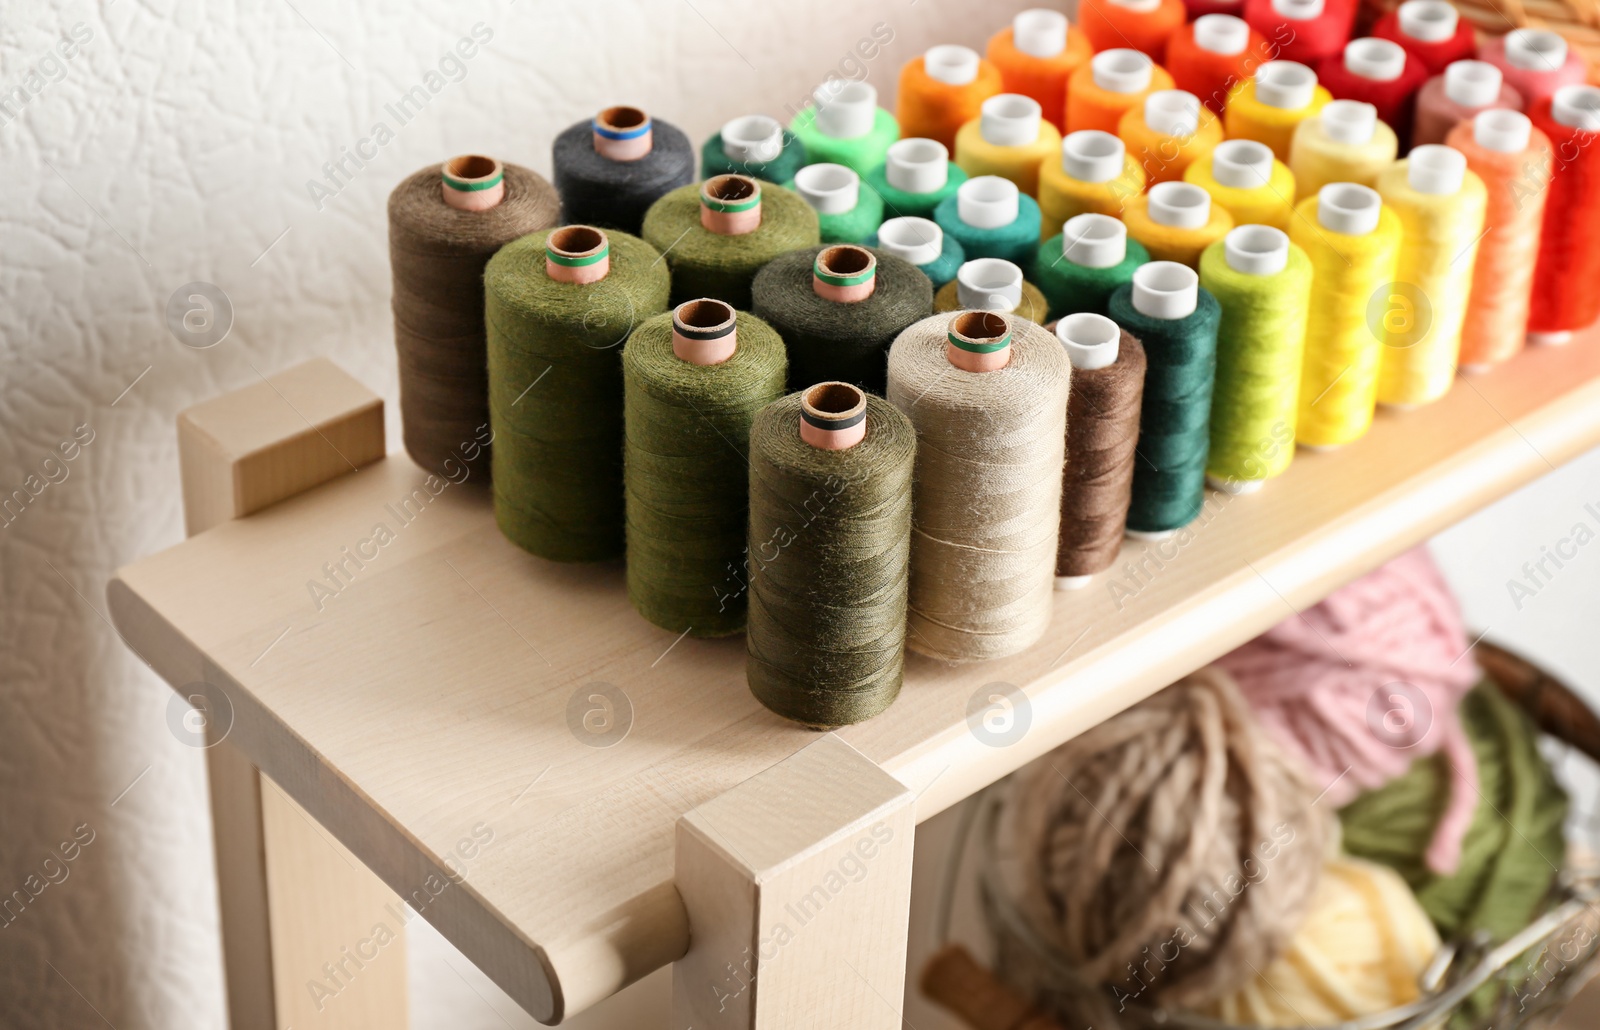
left=812, top=245, right=878, bottom=303
left=1411, top=60, right=1522, bottom=149
left=671, top=299, right=739, bottom=366
left=699, top=174, right=762, bottom=235
left=945, top=310, right=1013, bottom=373
left=440, top=154, right=505, bottom=211
left=592, top=105, right=653, bottom=161
left=543, top=225, right=610, bottom=285
left=1481, top=28, right=1589, bottom=106
left=799, top=381, right=868, bottom=450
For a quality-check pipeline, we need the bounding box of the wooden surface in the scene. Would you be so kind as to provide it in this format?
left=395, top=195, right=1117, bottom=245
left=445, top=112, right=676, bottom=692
left=112, top=331, right=1600, bottom=1024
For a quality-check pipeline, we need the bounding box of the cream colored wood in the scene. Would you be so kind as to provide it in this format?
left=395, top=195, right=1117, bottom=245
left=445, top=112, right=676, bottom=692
left=673, top=735, right=915, bottom=1030
left=113, top=330, right=1600, bottom=1023
left=203, top=742, right=277, bottom=1030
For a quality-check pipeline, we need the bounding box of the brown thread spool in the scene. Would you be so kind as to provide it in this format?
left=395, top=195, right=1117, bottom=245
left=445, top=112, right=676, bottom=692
left=592, top=105, right=653, bottom=161
left=699, top=174, right=762, bottom=235
left=811, top=244, right=878, bottom=303
left=543, top=224, right=610, bottom=285
left=671, top=298, right=739, bottom=366
left=946, top=309, right=1013, bottom=372
left=799, top=381, right=868, bottom=450
left=440, top=154, right=504, bottom=211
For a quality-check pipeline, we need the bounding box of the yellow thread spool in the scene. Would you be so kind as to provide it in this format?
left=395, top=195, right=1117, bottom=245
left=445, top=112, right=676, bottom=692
left=1224, top=61, right=1332, bottom=162
left=1184, top=138, right=1297, bottom=232
left=954, top=93, right=1062, bottom=197
left=1289, top=100, right=1400, bottom=202
left=1117, top=89, right=1224, bottom=185
left=1123, top=181, right=1234, bottom=269
left=1037, top=130, right=1146, bottom=238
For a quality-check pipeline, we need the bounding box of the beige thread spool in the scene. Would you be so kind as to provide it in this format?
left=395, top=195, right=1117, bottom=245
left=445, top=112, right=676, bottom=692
left=812, top=244, right=879, bottom=303
left=700, top=174, right=763, bottom=235
left=799, top=381, right=869, bottom=450
left=671, top=298, right=739, bottom=365
left=543, top=225, right=611, bottom=285
left=440, top=154, right=505, bottom=211
left=946, top=309, right=1014, bottom=373
left=592, top=105, right=653, bottom=161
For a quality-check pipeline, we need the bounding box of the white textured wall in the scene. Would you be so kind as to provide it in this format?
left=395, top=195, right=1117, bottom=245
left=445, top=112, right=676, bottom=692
left=2, top=1, right=1597, bottom=1028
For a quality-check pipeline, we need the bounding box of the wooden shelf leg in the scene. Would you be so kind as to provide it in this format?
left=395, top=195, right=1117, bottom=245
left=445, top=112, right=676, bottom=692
left=673, top=734, right=916, bottom=1030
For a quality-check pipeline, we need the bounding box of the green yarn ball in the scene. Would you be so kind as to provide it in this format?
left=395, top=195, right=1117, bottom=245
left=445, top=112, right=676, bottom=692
left=641, top=182, right=820, bottom=309
left=700, top=129, right=808, bottom=185
left=864, top=161, right=967, bottom=219
left=933, top=191, right=1042, bottom=275
left=1033, top=234, right=1151, bottom=320
left=817, top=189, right=885, bottom=244
left=790, top=106, right=900, bottom=176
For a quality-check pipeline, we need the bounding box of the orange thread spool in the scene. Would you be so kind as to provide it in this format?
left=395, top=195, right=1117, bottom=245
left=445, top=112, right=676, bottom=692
left=1067, top=50, right=1176, bottom=135
left=987, top=12, right=1094, bottom=131
left=897, top=45, right=1005, bottom=152
left=1080, top=0, right=1187, bottom=63
left=1165, top=15, right=1275, bottom=114
left=1119, top=90, right=1225, bottom=184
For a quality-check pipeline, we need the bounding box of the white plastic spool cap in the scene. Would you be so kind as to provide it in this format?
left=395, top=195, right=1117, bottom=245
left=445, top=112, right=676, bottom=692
left=1345, top=38, right=1406, bottom=82
left=981, top=94, right=1044, bottom=147
left=1062, top=130, right=1126, bottom=182
left=1211, top=139, right=1275, bottom=188
left=1111, top=0, right=1162, bottom=11
left=1552, top=84, right=1600, bottom=131
left=1062, top=213, right=1129, bottom=268
left=793, top=163, right=860, bottom=215
left=875, top=216, right=944, bottom=266
left=1144, top=90, right=1202, bottom=138
left=1224, top=224, right=1290, bottom=275
left=1444, top=61, right=1504, bottom=108
left=813, top=80, right=878, bottom=140
left=1132, top=261, right=1200, bottom=319
left=1194, top=15, right=1250, bottom=56
left=925, top=45, right=981, bottom=86
left=885, top=138, right=950, bottom=193
left=1254, top=61, right=1318, bottom=110
left=1092, top=49, right=1154, bottom=94
left=1408, top=144, right=1467, bottom=194
left=956, top=258, right=1025, bottom=312
left=1397, top=0, right=1458, bottom=42
left=1147, top=181, right=1212, bottom=229
left=1318, top=182, right=1383, bottom=235
left=1474, top=108, right=1532, bottom=153
left=1013, top=9, right=1069, bottom=58
left=1056, top=312, right=1122, bottom=369
left=958, top=176, right=1021, bottom=229
left=1273, top=0, right=1325, bottom=20
left=721, top=115, right=784, bottom=163
left=1504, top=29, right=1568, bottom=73
left=1321, top=100, right=1379, bottom=144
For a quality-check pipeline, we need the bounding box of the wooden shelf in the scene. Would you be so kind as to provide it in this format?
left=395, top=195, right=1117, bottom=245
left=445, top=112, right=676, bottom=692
left=110, top=329, right=1600, bottom=1023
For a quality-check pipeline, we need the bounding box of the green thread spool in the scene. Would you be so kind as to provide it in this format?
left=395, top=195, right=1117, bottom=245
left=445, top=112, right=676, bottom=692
left=486, top=225, right=671, bottom=561
left=746, top=384, right=917, bottom=728
left=1108, top=262, right=1221, bottom=536
left=933, top=175, right=1043, bottom=272
left=867, top=215, right=967, bottom=288
left=701, top=114, right=807, bottom=184
left=792, top=162, right=885, bottom=244
left=1200, top=226, right=1312, bottom=492
left=623, top=302, right=787, bottom=636
left=1033, top=212, right=1150, bottom=320
left=790, top=80, right=900, bottom=175
left=641, top=176, right=820, bottom=309
left=864, top=137, right=968, bottom=219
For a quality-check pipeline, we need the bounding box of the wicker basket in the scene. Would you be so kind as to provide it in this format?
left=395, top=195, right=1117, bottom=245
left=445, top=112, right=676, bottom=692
left=1360, top=0, right=1600, bottom=84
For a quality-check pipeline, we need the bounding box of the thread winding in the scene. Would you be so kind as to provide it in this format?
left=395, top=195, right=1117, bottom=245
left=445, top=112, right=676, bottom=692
left=1056, top=330, right=1147, bottom=578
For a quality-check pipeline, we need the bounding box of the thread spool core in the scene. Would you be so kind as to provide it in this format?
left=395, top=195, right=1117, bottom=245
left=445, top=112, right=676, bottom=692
left=956, top=258, right=1025, bottom=313
left=1063, top=130, right=1126, bottom=183
left=1207, top=474, right=1264, bottom=494
left=814, top=80, right=878, bottom=140
left=1475, top=109, right=1532, bottom=153
left=876, top=217, right=944, bottom=266
left=1145, top=90, right=1202, bottom=138
left=793, top=163, right=861, bottom=215
left=1504, top=29, right=1568, bottom=73
left=1110, top=0, right=1161, bottom=11
left=1132, top=261, right=1200, bottom=320
left=886, top=138, right=950, bottom=194
left=1056, top=312, right=1121, bottom=370
left=1321, top=100, right=1378, bottom=144
left=672, top=299, right=739, bottom=365
left=813, top=245, right=879, bottom=303
left=1147, top=181, right=1212, bottom=229
left=441, top=154, right=505, bottom=211
left=700, top=174, right=763, bottom=235
left=958, top=175, right=1021, bottom=229
left=981, top=94, right=1044, bottom=147
left=799, top=382, right=869, bottom=450
left=1345, top=38, right=1406, bottom=82
left=1194, top=15, right=1250, bottom=56
left=946, top=310, right=1013, bottom=372
left=545, top=225, right=611, bottom=284
left=1444, top=61, right=1503, bottom=109
left=1551, top=85, right=1600, bottom=132
left=1318, top=182, right=1382, bottom=235
left=1056, top=574, right=1094, bottom=590
left=1529, top=330, right=1573, bottom=345
left=1224, top=224, right=1290, bottom=275
left=592, top=106, right=653, bottom=161
left=721, top=115, right=784, bottom=163
left=926, top=45, right=981, bottom=86
left=1014, top=9, right=1069, bottom=58
left=1062, top=213, right=1129, bottom=269
left=1272, top=0, right=1325, bottom=20
left=1254, top=61, right=1317, bottom=110
left=1408, top=144, right=1467, bottom=194
left=1211, top=139, right=1274, bottom=188
left=1397, top=0, right=1457, bottom=43
left=1092, top=50, right=1153, bottom=95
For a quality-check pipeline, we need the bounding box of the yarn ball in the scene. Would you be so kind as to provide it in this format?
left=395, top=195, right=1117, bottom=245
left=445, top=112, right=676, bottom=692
left=932, top=277, right=1050, bottom=326
left=790, top=105, right=900, bottom=176
left=1006, top=665, right=1332, bottom=1007
left=1215, top=546, right=1481, bottom=875
left=933, top=190, right=1043, bottom=271
left=699, top=128, right=807, bottom=185
left=551, top=117, right=696, bottom=236
left=864, top=159, right=968, bottom=219
left=641, top=182, right=820, bottom=309
left=817, top=189, right=885, bottom=244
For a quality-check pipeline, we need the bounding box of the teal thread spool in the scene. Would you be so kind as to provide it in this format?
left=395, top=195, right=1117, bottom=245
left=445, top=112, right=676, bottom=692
left=792, top=163, right=884, bottom=243
left=790, top=80, right=900, bottom=175
left=1033, top=213, right=1150, bottom=320
left=934, top=174, right=1042, bottom=273
left=701, top=114, right=807, bottom=185
left=1200, top=226, right=1312, bottom=493
left=868, top=216, right=966, bottom=288
left=641, top=175, right=820, bottom=309
left=1108, top=261, right=1221, bottom=536
left=623, top=301, right=787, bottom=636
left=486, top=225, right=671, bottom=561
left=864, top=137, right=968, bottom=219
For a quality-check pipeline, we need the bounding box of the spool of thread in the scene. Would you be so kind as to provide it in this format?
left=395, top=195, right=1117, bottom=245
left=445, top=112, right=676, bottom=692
left=389, top=156, right=559, bottom=477
left=1243, top=0, right=1358, bottom=69
left=933, top=175, right=1043, bottom=271
left=1317, top=37, right=1430, bottom=148
left=864, top=137, right=969, bottom=220
left=954, top=93, right=1063, bottom=196
left=1034, top=213, right=1152, bottom=320
left=789, top=80, right=900, bottom=176
left=1375, top=146, right=1487, bottom=408
left=1481, top=28, right=1589, bottom=106
left=896, top=45, right=1005, bottom=152
left=485, top=226, right=671, bottom=561
left=751, top=244, right=933, bottom=394
left=1288, top=99, right=1399, bottom=199
left=1183, top=137, right=1298, bottom=230
left=1122, top=181, right=1235, bottom=269
left=887, top=311, right=1070, bottom=661
left=1446, top=111, right=1551, bottom=371
left=1166, top=15, right=1274, bottom=114
left=1004, top=665, right=1331, bottom=1006
left=1200, top=856, right=1441, bottom=1026
left=1079, top=0, right=1187, bottom=62
left=700, top=114, right=807, bottom=184
left=1372, top=0, right=1477, bottom=76
left=1528, top=85, right=1600, bottom=340
left=1037, top=130, right=1147, bottom=238
left=551, top=107, right=696, bottom=236
left=933, top=260, right=1053, bottom=325
left=1118, top=89, right=1226, bottom=185
left=1224, top=60, right=1333, bottom=161
left=623, top=302, right=787, bottom=636
left=867, top=216, right=967, bottom=288
left=1412, top=60, right=1524, bottom=148
left=1289, top=183, right=1400, bottom=448
left=1110, top=262, right=1222, bottom=534
left=1065, top=49, right=1177, bottom=135
left=640, top=175, right=820, bottom=309
left=985, top=10, right=1094, bottom=131
left=1054, top=315, right=1146, bottom=586
left=1200, top=226, right=1311, bottom=491
left=791, top=162, right=884, bottom=244
left=746, top=384, right=916, bottom=728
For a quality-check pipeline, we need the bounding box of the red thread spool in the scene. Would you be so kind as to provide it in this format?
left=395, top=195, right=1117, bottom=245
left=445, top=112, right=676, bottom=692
left=1079, top=0, right=1187, bottom=63
left=1166, top=15, right=1275, bottom=114
left=1317, top=37, right=1429, bottom=148
left=1528, top=87, right=1600, bottom=338
left=986, top=11, right=1093, bottom=131
left=1243, top=0, right=1357, bottom=68
left=1184, top=0, right=1247, bottom=16
left=1370, top=1, right=1476, bottom=76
